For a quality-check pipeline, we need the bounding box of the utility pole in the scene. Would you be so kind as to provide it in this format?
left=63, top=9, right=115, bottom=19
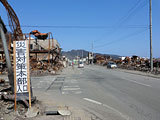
left=82, top=50, right=83, bottom=59
left=150, top=0, right=153, bottom=71
left=92, top=41, right=93, bottom=64
left=77, top=51, right=78, bottom=58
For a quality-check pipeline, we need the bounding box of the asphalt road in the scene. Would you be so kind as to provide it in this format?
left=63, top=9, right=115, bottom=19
left=32, top=65, right=160, bottom=120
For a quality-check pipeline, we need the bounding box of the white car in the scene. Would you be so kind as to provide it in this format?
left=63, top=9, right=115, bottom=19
left=107, top=62, right=117, bottom=68
left=78, top=61, right=84, bottom=68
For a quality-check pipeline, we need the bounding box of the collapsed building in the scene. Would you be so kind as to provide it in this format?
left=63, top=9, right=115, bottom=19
left=0, top=30, right=64, bottom=75
left=0, top=0, right=65, bottom=118
left=27, top=30, right=63, bottom=74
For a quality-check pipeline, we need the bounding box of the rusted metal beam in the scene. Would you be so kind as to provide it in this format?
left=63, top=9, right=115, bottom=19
left=0, top=0, right=23, bottom=40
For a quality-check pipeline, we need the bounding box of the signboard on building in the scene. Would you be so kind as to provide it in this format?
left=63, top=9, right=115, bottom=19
left=13, top=40, right=31, bottom=109
left=88, top=52, right=93, bottom=64
left=88, top=52, right=93, bottom=60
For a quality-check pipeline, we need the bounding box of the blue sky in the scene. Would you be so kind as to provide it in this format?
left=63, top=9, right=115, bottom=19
left=0, top=0, right=159, bottom=57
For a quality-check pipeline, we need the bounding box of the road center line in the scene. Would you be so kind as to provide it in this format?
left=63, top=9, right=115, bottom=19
left=125, top=79, right=151, bottom=87
left=83, top=98, right=102, bottom=105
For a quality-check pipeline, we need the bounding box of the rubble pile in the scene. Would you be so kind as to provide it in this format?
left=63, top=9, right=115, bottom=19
left=0, top=79, right=41, bottom=120
left=94, top=55, right=107, bottom=65
left=0, top=79, right=24, bottom=119
left=0, top=58, right=6, bottom=75
left=118, top=56, right=160, bottom=74
left=0, top=57, right=64, bottom=75
left=94, top=55, right=115, bottom=66
left=94, top=55, right=160, bottom=74
left=30, top=57, right=64, bottom=75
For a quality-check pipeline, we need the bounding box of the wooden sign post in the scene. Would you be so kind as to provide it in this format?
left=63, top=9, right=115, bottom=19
left=13, top=40, right=31, bottom=110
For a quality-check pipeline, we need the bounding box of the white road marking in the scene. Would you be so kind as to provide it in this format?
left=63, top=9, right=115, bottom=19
left=63, top=85, right=79, bottom=88
left=65, top=80, right=78, bottom=83
left=125, top=79, right=151, bottom=87
left=74, top=91, right=82, bottom=94
left=83, top=98, right=129, bottom=120
left=62, top=88, right=80, bottom=91
left=83, top=98, right=102, bottom=105
left=62, top=91, right=69, bottom=94
left=40, top=81, right=45, bottom=83
left=61, top=78, right=82, bottom=94
left=62, top=91, right=82, bottom=94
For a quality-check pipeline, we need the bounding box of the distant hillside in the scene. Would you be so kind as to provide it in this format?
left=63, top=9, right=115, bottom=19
left=95, top=53, right=121, bottom=60
left=62, top=50, right=89, bottom=60
left=62, top=49, right=121, bottom=60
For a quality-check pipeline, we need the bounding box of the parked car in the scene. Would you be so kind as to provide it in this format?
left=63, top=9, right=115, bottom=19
left=107, top=62, right=117, bottom=68
left=78, top=61, right=84, bottom=68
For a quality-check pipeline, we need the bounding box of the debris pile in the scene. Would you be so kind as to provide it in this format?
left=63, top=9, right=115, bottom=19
left=94, top=55, right=160, bottom=74
left=0, top=79, right=41, bottom=119
left=117, top=56, right=160, bottom=74
left=0, top=55, right=64, bottom=76
left=94, top=55, right=106, bottom=65
left=30, top=57, right=64, bottom=75
left=0, top=79, right=24, bottom=119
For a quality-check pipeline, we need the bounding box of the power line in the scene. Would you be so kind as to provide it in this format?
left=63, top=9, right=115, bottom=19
left=114, top=0, right=142, bottom=26
left=94, top=28, right=149, bottom=49
left=5, top=24, right=148, bottom=29
left=93, top=26, right=148, bottom=43
left=117, top=0, right=148, bottom=26
left=93, top=25, right=148, bottom=42
left=93, top=0, right=148, bottom=43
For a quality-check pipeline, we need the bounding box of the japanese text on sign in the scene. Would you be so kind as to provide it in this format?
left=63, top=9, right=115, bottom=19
left=15, top=41, right=28, bottom=93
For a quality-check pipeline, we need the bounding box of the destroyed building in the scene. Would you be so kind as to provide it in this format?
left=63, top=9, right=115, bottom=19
left=0, top=32, right=63, bottom=75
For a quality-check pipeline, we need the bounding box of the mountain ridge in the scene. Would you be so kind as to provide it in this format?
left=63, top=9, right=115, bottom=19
left=62, top=49, right=121, bottom=60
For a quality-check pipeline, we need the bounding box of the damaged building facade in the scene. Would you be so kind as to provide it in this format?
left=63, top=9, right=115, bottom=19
left=0, top=31, right=64, bottom=75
